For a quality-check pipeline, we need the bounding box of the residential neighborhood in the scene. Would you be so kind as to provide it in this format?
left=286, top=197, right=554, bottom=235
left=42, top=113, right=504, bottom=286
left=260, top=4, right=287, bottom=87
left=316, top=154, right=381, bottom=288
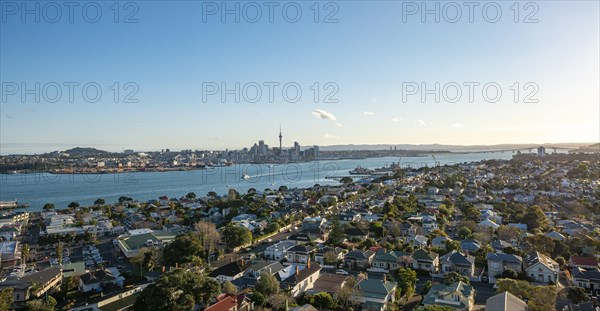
left=0, top=153, right=599, bottom=311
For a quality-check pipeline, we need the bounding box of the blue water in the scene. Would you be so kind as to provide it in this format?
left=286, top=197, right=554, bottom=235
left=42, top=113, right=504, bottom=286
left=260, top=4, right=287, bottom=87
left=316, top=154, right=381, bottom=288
left=0, top=152, right=514, bottom=211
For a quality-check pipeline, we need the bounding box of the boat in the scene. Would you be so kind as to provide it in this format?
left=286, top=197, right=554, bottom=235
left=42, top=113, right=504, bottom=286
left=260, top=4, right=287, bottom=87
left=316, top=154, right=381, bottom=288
left=242, top=174, right=250, bottom=180
left=349, top=165, right=373, bottom=175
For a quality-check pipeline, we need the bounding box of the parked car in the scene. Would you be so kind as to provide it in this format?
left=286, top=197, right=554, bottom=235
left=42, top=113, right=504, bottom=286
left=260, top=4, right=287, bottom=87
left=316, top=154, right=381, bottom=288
left=335, top=269, right=349, bottom=276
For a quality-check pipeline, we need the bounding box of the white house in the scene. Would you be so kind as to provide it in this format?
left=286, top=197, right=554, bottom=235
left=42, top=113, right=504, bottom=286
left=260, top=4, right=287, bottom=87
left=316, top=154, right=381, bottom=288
left=524, top=252, right=559, bottom=284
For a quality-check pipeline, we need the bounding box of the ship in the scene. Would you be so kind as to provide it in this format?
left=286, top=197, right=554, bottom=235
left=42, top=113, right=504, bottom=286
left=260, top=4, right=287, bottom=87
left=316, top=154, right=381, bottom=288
left=241, top=174, right=250, bottom=180
left=349, top=165, right=373, bottom=175
left=0, top=201, right=29, bottom=210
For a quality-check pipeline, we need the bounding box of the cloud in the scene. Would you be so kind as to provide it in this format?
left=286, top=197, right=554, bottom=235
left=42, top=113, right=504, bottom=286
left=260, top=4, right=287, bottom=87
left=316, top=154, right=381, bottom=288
left=312, top=109, right=337, bottom=121
left=452, top=123, right=465, bottom=128
left=4, top=114, right=14, bottom=120
left=335, top=122, right=343, bottom=127
left=392, top=117, right=402, bottom=122
left=323, top=133, right=340, bottom=139
left=363, top=111, right=375, bottom=116
left=416, top=119, right=426, bottom=125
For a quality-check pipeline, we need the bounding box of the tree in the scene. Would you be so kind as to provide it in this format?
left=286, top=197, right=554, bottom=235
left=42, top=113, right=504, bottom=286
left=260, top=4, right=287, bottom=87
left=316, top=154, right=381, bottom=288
left=555, top=256, right=566, bottom=269
left=415, top=306, right=454, bottom=311
left=327, top=216, right=344, bottom=246
left=94, top=198, right=105, bottom=205
left=256, top=272, right=280, bottom=296
left=524, top=206, right=548, bottom=231
left=251, top=292, right=266, bottom=307
left=222, top=225, right=252, bottom=249
left=56, top=242, right=63, bottom=265
left=68, top=202, right=80, bottom=209
left=323, top=251, right=339, bottom=265
left=312, top=292, right=335, bottom=310
left=223, top=281, right=237, bottom=295
left=396, top=267, right=417, bottom=299
left=444, top=240, right=460, bottom=253
left=495, top=278, right=533, bottom=300
left=335, top=277, right=361, bottom=309
left=22, top=244, right=30, bottom=264
left=42, top=203, right=54, bottom=210
left=567, top=286, right=589, bottom=304
left=528, top=286, right=556, bottom=311
left=457, top=226, right=472, bottom=240
left=443, top=272, right=470, bottom=285
left=186, top=192, right=196, bottom=199
left=340, top=176, right=353, bottom=184
left=134, top=270, right=220, bottom=311
left=421, top=280, right=433, bottom=295
left=24, top=296, right=56, bottom=311
left=194, top=221, right=221, bottom=256
left=0, top=288, right=13, bottom=311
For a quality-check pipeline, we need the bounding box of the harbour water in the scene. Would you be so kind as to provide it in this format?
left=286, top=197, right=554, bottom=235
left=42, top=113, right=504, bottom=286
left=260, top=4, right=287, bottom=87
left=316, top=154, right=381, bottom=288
left=0, top=152, right=515, bottom=211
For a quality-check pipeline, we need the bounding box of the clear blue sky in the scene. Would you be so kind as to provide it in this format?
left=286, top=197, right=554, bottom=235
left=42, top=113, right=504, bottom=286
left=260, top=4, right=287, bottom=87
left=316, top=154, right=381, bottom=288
left=1, top=1, right=598, bottom=154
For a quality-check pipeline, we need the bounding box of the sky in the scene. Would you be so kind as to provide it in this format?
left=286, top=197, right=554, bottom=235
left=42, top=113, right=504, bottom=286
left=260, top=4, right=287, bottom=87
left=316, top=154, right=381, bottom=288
left=1, top=1, right=599, bottom=154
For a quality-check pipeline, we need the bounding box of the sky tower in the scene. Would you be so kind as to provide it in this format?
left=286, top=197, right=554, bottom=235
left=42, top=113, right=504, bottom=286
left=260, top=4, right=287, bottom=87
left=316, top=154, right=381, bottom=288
left=278, top=125, right=283, bottom=155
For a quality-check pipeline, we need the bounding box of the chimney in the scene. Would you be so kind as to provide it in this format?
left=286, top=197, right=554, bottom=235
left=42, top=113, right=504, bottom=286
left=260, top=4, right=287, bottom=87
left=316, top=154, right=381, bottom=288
left=162, top=266, right=165, bottom=273
left=307, top=258, right=311, bottom=269
left=295, top=266, right=299, bottom=275
left=230, top=258, right=233, bottom=263
left=383, top=274, right=387, bottom=283
left=241, top=258, right=244, bottom=267
left=175, top=262, right=178, bottom=268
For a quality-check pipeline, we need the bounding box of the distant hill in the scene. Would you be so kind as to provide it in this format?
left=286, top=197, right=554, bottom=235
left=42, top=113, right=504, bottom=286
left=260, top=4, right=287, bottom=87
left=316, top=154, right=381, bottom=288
left=318, top=143, right=593, bottom=152
left=571, top=143, right=600, bottom=153
left=62, top=147, right=112, bottom=157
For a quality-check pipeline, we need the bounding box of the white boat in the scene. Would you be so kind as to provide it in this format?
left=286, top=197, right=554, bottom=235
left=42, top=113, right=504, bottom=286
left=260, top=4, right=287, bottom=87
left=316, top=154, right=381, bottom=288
left=242, top=174, right=250, bottom=180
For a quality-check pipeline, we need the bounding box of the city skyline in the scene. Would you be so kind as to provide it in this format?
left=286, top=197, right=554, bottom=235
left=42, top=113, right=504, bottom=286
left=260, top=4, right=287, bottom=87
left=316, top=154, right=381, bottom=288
left=1, top=1, right=599, bottom=154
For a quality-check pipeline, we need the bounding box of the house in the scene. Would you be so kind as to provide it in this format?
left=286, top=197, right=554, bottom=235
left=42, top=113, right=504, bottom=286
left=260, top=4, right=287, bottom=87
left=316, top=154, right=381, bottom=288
left=264, top=240, right=296, bottom=261
left=279, top=261, right=321, bottom=297
left=0, top=267, right=62, bottom=309
left=439, top=251, right=475, bottom=277
left=354, top=278, right=397, bottom=311
left=286, top=245, right=314, bottom=263
left=487, top=253, right=523, bottom=283
left=314, top=247, right=344, bottom=266
left=422, top=281, right=475, bottom=311
left=372, top=250, right=411, bottom=272
left=485, top=291, right=528, bottom=311
left=309, top=273, right=348, bottom=296
left=245, top=261, right=285, bottom=279
left=205, top=293, right=253, bottom=311
left=338, top=210, right=361, bottom=223
left=460, top=239, right=481, bottom=253
left=491, top=239, right=512, bottom=252
left=345, top=227, right=369, bottom=241
left=399, top=223, right=417, bottom=237
left=79, top=269, right=123, bottom=292
left=409, top=235, right=429, bottom=248
left=209, top=259, right=249, bottom=283
left=344, top=249, right=375, bottom=269
left=411, top=249, right=439, bottom=273
left=570, top=256, right=599, bottom=270
left=570, top=268, right=600, bottom=294
left=524, top=252, right=559, bottom=284
left=478, top=219, right=500, bottom=229
left=432, top=236, right=451, bottom=248
left=545, top=231, right=567, bottom=241
left=290, top=304, right=319, bottom=311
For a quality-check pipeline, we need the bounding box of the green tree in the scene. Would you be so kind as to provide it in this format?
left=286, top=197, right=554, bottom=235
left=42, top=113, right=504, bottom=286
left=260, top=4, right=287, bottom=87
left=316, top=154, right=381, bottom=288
left=223, top=281, right=237, bottom=295
left=327, top=216, right=344, bottom=246
left=94, top=198, right=105, bottom=205
left=134, top=270, right=220, bottom=311
left=312, top=292, right=335, bottom=310
left=567, top=286, right=589, bottom=304
left=42, top=203, right=54, bottom=210
left=415, top=306, right=454, bottom=311
left=445, top=240, right=461, bottom=253
left=186, top=192, right=196, bottom=199
left=22, top=244, right=30, bottom=264
left=421, top=280, right=433, bottom=295
left=0, top=288, right=13, bottom=311
left=68, top=202, right=80, bottom=209
left=256, top=272, right=280, bottom=296
left=528, top=286, right=556, bottom=311
left=495, top=278, right=533, bottom=300
left=555, top=256, right=567, bottom=269
left=56, top=242, right=63, bottom=265
left=395, top=267, right=417, bottom=299
left=443, top=272, right=470, bottom=285
left=251, top=292, right=266, bottom=307
left=340, top=177, right=353, bottom=184
left=222, top=225, right=252, bottom=249
left=24, top=296, right=56, bottom=311
left=457, top=226, right=472, bottom=240
left=524, top=206, right=548, bottom=231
